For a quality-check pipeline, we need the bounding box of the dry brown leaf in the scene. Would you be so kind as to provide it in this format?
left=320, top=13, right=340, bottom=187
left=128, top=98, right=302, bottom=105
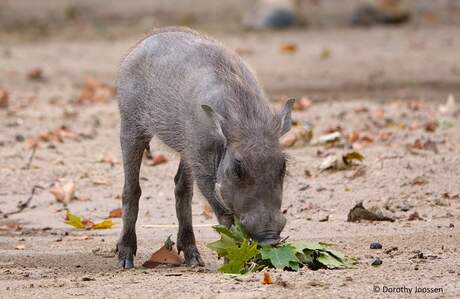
left=262, top=272, right=273, bottom=285
left=49, top=181, right=76, bottom=204
left=443, top=192, right=459, bottom=199
left=353, top=106, right=369, bottom=113
left=406, top=139, right=438, bottom=154
left=378, top=131, right=393, bottom=142
left=146, top=153, right=169, bottom=166
left=410, top=176, right=429, bottom=186
left=280, top=131, right=297, bottom=148
left=143, top=238, right=183, bottom=268
left=408, top=211, right=422, bottom=221
left=424, top=121, right=438, bottom=132
left=319, top=151, right=364, bottom=171
left=109, top=208, right=122, bottom=218
left=91, top=179, right=111, bottom=186
left=407, top=100, right=424, bottom=111
left=292, top=97, right=312, bottom=111
left=0, top=223, right=22, bottom=232
left=348, top=131, right=359, bottom=144
left=68, top=235, right=93, bottom=241
left=99, top=152, right=119, bottom=166
left=15, top=244, right=26, bottom=250
left=279, top=42, right=297, bottom=54
left=347, top=202, right=394, bottom=222
left=280, top=121, right=313, bottom=148
left=0, top=88, right=9, bottom=109
left=201, top=205, right=213, bottom=220
left=78, top=77, right=115, bottom=105
left=27, top=67, right=44, bottom=81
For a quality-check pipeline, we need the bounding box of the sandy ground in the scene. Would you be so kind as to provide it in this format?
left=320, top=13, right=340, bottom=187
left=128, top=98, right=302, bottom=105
left=1, top=2, right=460, bottom=298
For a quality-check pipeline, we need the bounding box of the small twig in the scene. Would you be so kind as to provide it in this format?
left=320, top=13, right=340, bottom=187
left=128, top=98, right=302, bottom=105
left=22, top=147, right=37, bottom=170
left=2, top=185, right=44, bottom=218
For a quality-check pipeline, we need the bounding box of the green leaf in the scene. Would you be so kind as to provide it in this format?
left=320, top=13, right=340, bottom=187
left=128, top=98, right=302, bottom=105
left=289, top=261, right=301, bottom=271
left=260, top=244, right=300, bottom=270
left=92, top=219, right=113, bottom=229
left=65, top=211, right=85, bottom=229
left=317, top=252, right=344, bottom=269
left=212, top=218, right=248, bottom=243
left=206, top=233, right=236, bottom=257
left=293, top=242, right=326, bottom=252
left=217, top=240, right=259, bottom=274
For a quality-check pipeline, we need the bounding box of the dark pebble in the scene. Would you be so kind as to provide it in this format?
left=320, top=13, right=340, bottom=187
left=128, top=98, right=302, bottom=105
left=81, top=277, right=95, bottom=281
left=371, top=258, right=383, bottom=266
left=370, top=242, right=382, bottom=249
left=15, top=134, right=25, bottom=142
left=260, top=8, right=297, bottom=29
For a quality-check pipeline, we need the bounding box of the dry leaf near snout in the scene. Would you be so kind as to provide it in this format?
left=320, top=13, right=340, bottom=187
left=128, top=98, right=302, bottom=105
left=143, top=236, right=184, bottom=268
left=347, top=202, right=394, bottom=222
left=280, top=120, right=313, bottom=148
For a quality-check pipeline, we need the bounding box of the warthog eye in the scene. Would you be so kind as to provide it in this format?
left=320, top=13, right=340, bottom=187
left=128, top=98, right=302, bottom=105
left=233, top=159, right=244, bottom=179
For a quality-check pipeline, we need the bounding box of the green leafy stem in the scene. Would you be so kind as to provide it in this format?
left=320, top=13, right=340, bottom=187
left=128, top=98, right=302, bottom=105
left=207, top=218, right=357, bottom=274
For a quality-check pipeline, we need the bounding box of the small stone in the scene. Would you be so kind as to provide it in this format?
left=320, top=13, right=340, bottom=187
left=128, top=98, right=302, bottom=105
left=81, top=277, right=95, bottom=281
left=371, top=257, right=382, bottom=266
left=449, top=223, right=454, bottom=228
left=15, top=134, right=25, bottom=142
left=370, top=242, right=382, bottom=249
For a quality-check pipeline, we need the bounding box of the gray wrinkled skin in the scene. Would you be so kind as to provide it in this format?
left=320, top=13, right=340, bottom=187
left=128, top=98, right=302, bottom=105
left=117, top=27, right=294, bottom=269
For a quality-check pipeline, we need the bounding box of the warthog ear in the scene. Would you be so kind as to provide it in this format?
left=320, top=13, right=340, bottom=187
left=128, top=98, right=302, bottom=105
left=201, top=104, right=226, bottom=142
left=279, top=98, right=295, bottom=137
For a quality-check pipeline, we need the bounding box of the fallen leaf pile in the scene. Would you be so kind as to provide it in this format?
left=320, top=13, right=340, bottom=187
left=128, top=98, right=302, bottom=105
left=207, top=218, right=356, bottom=274
left=143, top=236, right=184, bottom=268
left=65, top=211, right=113, bottom=230
left=28, top=125, right=80, bottom=148
left=78, top=77, right=116, bottom=104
